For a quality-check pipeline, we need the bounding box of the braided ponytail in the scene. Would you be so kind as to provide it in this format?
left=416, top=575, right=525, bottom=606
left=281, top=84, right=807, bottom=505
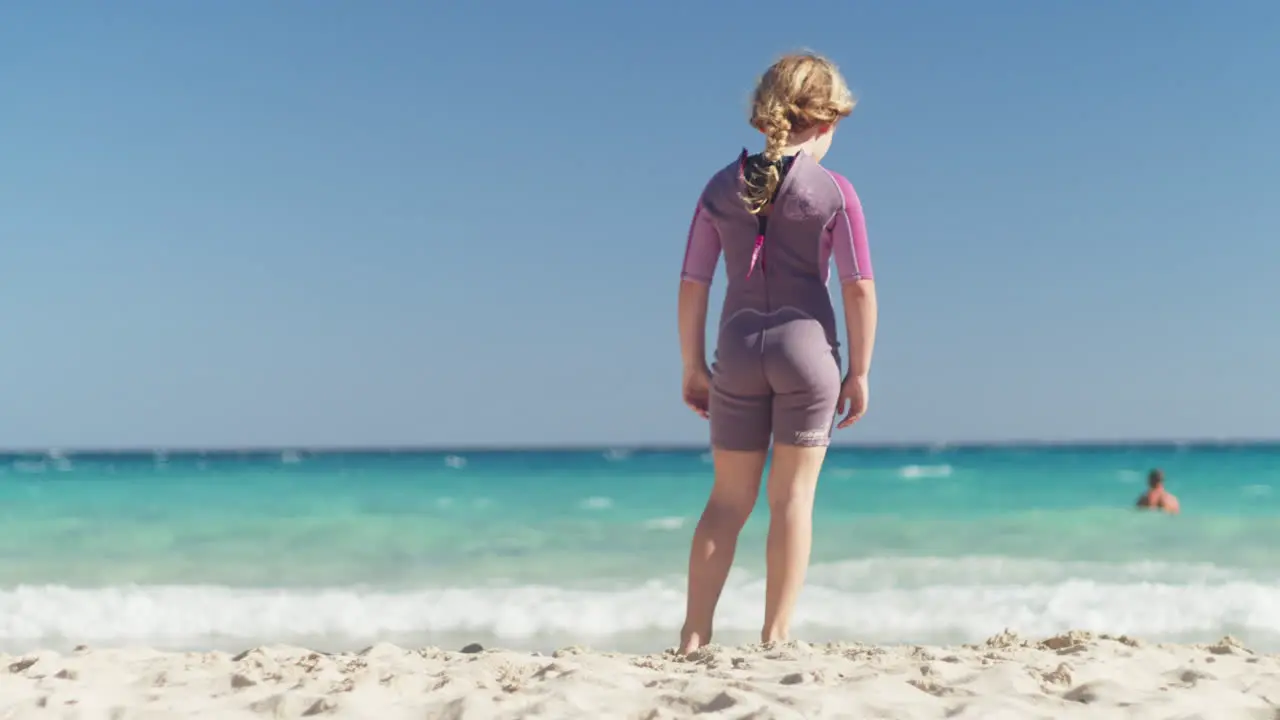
left=740, top=53, right=856, bottom=215
left=742, top=103, right=793, bottom=214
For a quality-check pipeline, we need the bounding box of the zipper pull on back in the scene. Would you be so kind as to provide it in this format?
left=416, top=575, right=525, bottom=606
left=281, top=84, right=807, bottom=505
left=746, top=234, right=765, bottom=278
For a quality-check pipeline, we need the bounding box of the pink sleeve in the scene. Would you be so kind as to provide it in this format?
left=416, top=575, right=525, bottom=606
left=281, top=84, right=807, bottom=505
left=680, top=201, right=721, bottom=285
left=824, top=172, right=874, bottom=282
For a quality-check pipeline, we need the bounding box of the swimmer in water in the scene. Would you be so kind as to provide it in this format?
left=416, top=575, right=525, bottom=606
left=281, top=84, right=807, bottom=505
left=1136, top=469, right=1180, bottom=514
left=676, top=52, right=878, bottom=654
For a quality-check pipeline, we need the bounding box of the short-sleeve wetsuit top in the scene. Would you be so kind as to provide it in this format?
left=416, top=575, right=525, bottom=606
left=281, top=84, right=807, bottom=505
left=680, top=149, right=873, bottom=450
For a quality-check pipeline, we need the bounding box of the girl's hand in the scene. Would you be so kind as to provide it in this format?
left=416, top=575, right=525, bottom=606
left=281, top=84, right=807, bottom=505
left=835, top=374, right=869, bottom=429
left=682, top=365, right=712, bottom=419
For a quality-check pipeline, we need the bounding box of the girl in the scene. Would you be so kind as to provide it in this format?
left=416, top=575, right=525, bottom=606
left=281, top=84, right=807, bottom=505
left=677, top=52, right=878, bottom=653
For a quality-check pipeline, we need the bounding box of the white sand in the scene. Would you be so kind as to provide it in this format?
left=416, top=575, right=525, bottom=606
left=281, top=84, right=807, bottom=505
left=1, top=632, right=1278, bottom=719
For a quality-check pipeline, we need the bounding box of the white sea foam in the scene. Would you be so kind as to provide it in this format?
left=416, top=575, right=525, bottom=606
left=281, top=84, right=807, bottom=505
left=443, top=455, right=467, bottom=469
left=0, top=558, right=1275, bottom=651
left=580, top=497, right=613, bottom=510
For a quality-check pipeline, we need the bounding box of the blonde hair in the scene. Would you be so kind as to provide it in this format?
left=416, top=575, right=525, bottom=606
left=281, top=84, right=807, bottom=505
left=741, top=53, right=856, bottom=214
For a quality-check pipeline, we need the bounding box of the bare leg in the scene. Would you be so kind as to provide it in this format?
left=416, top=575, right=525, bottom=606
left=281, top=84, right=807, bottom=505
left=762, top=443, right=828, bottom=643
left=679, top=448, right=767, bottom=655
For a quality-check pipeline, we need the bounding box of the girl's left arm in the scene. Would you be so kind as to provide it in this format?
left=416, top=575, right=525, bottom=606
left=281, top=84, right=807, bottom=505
left=678, top=281, right=712, bottom=372
left=679, top=202, right=721, bottom=372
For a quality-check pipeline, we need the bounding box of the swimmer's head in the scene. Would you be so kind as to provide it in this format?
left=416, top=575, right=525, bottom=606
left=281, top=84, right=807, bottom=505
left=1148, top=469, right=1165, bottom=489
left=742, top=52, right=856, bottom=215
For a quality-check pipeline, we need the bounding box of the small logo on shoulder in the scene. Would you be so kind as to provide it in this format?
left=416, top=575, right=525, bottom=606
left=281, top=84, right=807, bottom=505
left=782, top=188, right=820, bottom=221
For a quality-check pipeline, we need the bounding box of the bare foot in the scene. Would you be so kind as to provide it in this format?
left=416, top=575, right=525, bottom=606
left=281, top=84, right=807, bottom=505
left=761, top=627, right=789, bottom=644
left=678, top=627, right=710, bottom=655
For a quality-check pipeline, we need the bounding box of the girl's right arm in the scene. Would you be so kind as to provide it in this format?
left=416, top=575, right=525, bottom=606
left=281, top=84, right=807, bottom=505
left=827, top=173, right=878, bottom=426
left=841, top=279, right=877, bottom=381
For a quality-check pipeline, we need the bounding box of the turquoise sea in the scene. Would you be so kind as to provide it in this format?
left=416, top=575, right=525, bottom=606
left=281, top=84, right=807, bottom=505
left=0, top=444, right=1277, bottom=653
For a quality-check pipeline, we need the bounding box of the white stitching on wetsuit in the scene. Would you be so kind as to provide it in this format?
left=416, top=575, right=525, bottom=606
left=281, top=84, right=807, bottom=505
left=820, top=170, right=861, bottom=280
left=719, top=306, right=818, bottom=327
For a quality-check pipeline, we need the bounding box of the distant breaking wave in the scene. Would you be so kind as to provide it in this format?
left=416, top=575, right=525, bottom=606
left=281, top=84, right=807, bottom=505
left=898, top=464, right=953, bottom=479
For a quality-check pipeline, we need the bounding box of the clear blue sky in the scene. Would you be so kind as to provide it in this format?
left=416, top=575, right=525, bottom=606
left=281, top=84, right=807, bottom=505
left=3, top=1, right=1278, bottom=449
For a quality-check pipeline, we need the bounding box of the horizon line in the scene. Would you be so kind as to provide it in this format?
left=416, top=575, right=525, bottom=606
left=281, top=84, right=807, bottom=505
left=2, top=436, right=1278, bottom=455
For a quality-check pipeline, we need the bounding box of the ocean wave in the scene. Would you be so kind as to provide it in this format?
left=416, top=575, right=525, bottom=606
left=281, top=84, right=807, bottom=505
left=642, top=516, right=686, bottom=531
left=1, top=558, right=1278, bottom=650
left=11, top=461, right=48, bottom=474
left=803, top=556, right=1252, bottom=589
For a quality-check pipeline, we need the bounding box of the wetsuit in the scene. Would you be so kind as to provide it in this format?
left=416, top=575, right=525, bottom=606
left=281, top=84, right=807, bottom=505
left=681, top=149, right=873, bottom=450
